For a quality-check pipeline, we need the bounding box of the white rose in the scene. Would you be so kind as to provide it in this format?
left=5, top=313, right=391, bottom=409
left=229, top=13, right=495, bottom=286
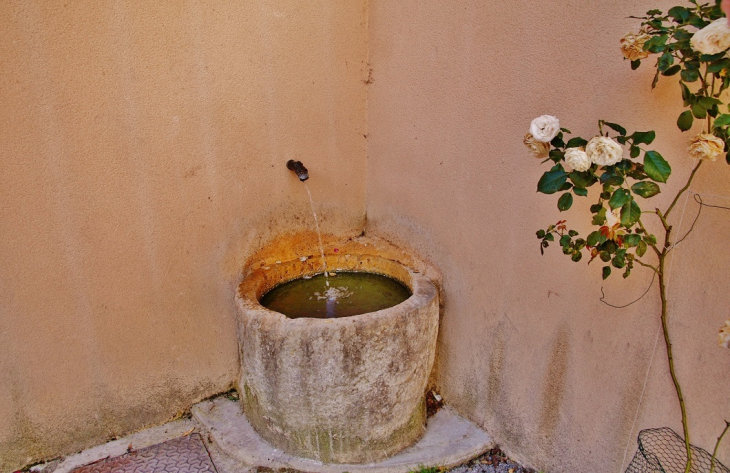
left=691, top=18, right=730, bottom=55
left=523, top=133, right=551, bottom=158
left=719, top=319, right=730, bottom=349
left=529, top=115, right=560, bottom=143
left=586, top=136, right=624, bottom=167
left=605, top=207, right=622, bottom=229
left=688, top=133, right=725, bottom=161
left=564, top=148, right=592, bottom=172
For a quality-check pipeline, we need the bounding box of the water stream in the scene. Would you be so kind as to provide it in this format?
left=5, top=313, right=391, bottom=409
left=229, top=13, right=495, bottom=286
left=304, top=182, right=330, bottom=288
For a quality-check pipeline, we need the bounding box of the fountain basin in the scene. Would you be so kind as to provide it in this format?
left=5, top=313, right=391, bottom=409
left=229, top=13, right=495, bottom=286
left=235, top=246, right=439, bottom=464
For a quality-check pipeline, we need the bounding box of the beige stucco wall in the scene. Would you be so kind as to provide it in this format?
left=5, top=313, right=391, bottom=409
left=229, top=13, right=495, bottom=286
left=0, top=1, right=367, bottom=470
left=367, top=1, right=730, bottom=472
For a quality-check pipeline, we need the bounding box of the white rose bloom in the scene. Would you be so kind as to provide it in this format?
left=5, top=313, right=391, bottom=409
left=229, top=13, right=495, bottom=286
left=719, top=319, right=730, bottom=349
left=605, top=207, right=622, bottom=229
left=586, top=136, right=624, bottom=167
left=691, top=18, right=730, bottom=55
left=529, top=115, right=560, bottom=143
left=564, top=148, right=592, bottom=172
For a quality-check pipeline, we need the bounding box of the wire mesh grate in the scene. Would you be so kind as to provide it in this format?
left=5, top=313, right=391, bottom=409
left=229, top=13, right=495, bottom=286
left=625, top=428, right=728, bottom=473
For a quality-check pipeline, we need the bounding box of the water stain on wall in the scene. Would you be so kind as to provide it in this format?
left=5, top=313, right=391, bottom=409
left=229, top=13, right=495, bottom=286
left=538, top=326, right=570, bottom=447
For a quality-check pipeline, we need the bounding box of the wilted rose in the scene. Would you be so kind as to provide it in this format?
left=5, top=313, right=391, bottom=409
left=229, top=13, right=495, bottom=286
left=620, top=32, right=651, bottom=61
left=524, top=133, right=551, bottom=158
left=586, top=136, right=624, bottom=167
left=719, top=319, right=730, bottom=349
left=688, top=133, right=725, bottom=161
left=691, top=18, right=730, bottom=55
left=529, top=115, right=560, bottom=143
left=564, top=148, right=592, bottom=172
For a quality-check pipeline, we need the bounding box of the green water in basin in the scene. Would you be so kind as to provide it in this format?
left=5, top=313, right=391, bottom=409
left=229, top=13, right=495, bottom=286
left=260, top=271, right=412, bottom=319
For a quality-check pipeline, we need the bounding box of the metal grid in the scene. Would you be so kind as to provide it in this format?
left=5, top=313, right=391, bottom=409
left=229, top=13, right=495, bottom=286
left=71, top=434, right=217, bottom=473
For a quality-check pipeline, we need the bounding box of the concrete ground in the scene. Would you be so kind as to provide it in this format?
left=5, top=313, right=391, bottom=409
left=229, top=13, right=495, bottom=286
left=23, top=395, right=536, bottom=473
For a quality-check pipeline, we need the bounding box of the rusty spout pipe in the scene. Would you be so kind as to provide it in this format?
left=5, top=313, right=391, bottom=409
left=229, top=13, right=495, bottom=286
left=286, top=160, right=309, bottom=182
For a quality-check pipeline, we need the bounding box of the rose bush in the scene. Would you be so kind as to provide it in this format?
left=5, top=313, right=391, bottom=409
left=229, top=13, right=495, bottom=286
left=525, top=2, right=730, bottom=471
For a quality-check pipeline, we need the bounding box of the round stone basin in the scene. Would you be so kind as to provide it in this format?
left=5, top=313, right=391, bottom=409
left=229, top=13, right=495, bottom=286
left=235, top=251, right=439, bottom=464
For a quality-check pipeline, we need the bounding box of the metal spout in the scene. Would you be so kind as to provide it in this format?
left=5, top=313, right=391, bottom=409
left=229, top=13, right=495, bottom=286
left=286, top=160, right=309, bottom=182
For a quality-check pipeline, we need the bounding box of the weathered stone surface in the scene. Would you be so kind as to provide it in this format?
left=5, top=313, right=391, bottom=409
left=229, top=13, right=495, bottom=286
left=192, top=397, right=494, bottom=473
left=236, top=249, right=440, bottom=464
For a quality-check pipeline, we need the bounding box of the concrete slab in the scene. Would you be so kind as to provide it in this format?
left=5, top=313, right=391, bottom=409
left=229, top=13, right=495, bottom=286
left=192, top=397, right=493, bottom=473
left=50, top=419, right=198, bottom=473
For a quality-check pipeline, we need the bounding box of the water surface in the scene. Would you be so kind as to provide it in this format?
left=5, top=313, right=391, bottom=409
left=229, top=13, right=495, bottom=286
left=261, top=272, right=411, bottom=319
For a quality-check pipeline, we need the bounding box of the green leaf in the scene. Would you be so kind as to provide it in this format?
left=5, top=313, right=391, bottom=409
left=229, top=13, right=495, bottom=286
left=536, top=229, right=546, bottom=239
left=612, top=254, right=627, bottom=269
left=604, top=122, right=627, bottom=136
left=715, top=114, right=730, bottom=127
left=621, top=200, right=642, bottom=227
left=631, top=59, right=641, bottom=70
left=624, top=234, right=642, bottom=247
left=537, top=168, right=568, bottom=194
left=644, top=34, right=668, bottom=53
left=668, top=6, right=690, bottom=21
left=609, top=189, right=631, bottom=209
left=573, top=187, right=588, bottom=197
left=681, top=68, right=700, bottom=82
left=551, top=134, right=565, bottom=148
left=631, top=181, right=661, bottom=198
left=707, top=59, right=730, bottom=73
left=568, top=230, right=579, bottom=237
left=692, top=103, right=707, bottom=119
left=644, top=151, right=672, bottom=183
left=592, top=207, right=607, bottom=226
left=558, top=192, right=573, bottom=211
left=662, top=64, right=681, bottom=76
left=565, top=137, right=588, bottom=148
left=658, top=52, right=674, bottom=72
left=630, top=145, right=641, bottom=159
left=544, top=233, right=555, bottom=242
left=587, top=230, right=606, bottom=247
left=643, top=234, right=658, bottom=246
left=571, top=251, right=583, bottom=262
left=698, top=96, right=723, bottom=108
left=623, top=268, right=632, bottom=278
left=677, top=110, right=694, bottom=131
left=680, top=81, right=691, bottom=101
left=631, top=130, right=656, bottom=145
left=560, top=234, right=571, bottom=247
left=569, top=171, right=595, bottom=188
left=602, top=266, right=612, bottom=280
left=637, top=240, right=648, bottom=257
left=700, top=52, right=726, bottom=62
left=590, top=203, right=603, bottom=214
